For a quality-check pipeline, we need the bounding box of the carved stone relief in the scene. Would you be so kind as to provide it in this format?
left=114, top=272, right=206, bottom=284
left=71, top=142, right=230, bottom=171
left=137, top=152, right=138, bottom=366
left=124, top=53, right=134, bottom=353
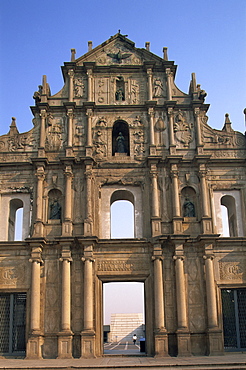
left=97, top=259, right=149, bottom=273
left=174, top=110, right=193, bottom=147
left=74, top=77, right=85, bottom=98
left=74, top=117, right=85, bottom=147
left=133, top=129, right=145, bottom=160
left=219, top=261, right=245, bottom=281
left=93, top=129, right=107, bottom=159
left=45, top=115, right=65, bottom=151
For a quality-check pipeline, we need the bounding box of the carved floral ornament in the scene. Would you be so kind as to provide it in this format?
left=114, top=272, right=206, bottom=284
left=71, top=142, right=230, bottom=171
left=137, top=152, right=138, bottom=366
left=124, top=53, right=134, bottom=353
left=173, top=110, right=193, bottom=147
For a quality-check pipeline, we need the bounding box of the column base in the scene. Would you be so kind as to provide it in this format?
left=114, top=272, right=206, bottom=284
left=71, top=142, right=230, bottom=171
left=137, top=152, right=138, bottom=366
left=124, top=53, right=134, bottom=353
left=86, top=146, right=93, bottom=157
left=57, top=331, right=73, bottom=359
left=26, top=334, right=43, bottom=359
left=154, top=330, right=169, bottom=357
left=81, top=330, right=96, bottom=358
left=207, top=329, right=224, bottom=356
left=65, top=147, right=74, bottom=157
left=149, top=145, right=156, bottom=156
left=176, top=330, right=191, bottom=356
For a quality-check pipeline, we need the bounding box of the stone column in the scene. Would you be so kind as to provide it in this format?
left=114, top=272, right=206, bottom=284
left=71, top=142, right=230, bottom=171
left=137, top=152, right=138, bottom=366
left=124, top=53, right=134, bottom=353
left=57, top=245, right=73, bottom=359
left=26, top=246, right=43, bottom=359
left=166, top=68, right=173, bottom=101
left=204, top=255, right=218, bottom=329
left=81, top=245, right=95, bottom=358
left=152, top=245, right=168, bottom=356
left=86, top=108, right=93, bottom=147
left=62, top=165, right=73, bottom=236
left=170, top=165, right=180, bottom=217
left=87, top=69, right=93, bottom=101
left=194, top=107, right=202, bottom=147
left=199, top=166, right=209, bottom=217
left=33, top=166, right=45, bottom=237
left=148, top=107, right=155, bottom=146
left=68, top=69, right=74, bottom=102
left=84, top=165, right=93, bottom=236
left=150, top=165, right=159, bottom=218
left=67, top=108, right=74, bottom=148
left=170, top=164, right=182, bottom=233
left=147, top=68, right=153, bottom=100
left=167, top=107, right=176, bottom=154
left=39, top=109, right=46, bottom=149
left=173, top=248, right=191, bottom=356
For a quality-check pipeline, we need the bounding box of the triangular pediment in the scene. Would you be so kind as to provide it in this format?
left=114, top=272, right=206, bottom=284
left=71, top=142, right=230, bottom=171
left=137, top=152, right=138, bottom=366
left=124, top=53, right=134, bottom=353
left=75, top=33, right=164, bottom=67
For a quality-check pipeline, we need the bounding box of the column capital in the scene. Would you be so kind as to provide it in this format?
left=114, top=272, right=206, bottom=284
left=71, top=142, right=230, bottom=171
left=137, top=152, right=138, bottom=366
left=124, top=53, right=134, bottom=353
left=152, top=255, right=163, bottom=261
left=167, top=107, right=174, bottom=116
left=59, top=257, right=73, bottom=262
left=173, top=255, right=185, bottom=261
left=29, top=246, right=43, bottom=264
left=203, top=255, right=214, bottom=261
left=64, top=165, right=73, bottom=177
left=81, top=256, right=95, bottom=263
left=66, top=108, right=74, bottom=118
left=194, top=107, right=200, bottom=116
left=165, top=68, right=173, bottom=78
left=39, top=109, right=47, bottom=118
left=146, top=67, right=153, bottom=75
left=86, top=108, right=93, bottom=117
left=148, top=107, right=155, bottom=116
left=68, top=69, right=74, bottom=78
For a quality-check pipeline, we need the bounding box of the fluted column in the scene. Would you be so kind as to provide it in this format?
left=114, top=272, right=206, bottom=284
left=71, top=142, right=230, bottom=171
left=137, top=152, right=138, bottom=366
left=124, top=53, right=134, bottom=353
left=39, top=109, right=47, bottom=149
left=194, top=107, right=202, bottom=147
left=147, top=68, right=153, bottom=100
left=203, top=255, right=218, bottom=328
left=68, top=69, right=74, bottom=102
left=170, top=165, right=180, bottom=217
left=166, top=68, right=173, bottom=101
left=67, top=108, right=74, bottom=147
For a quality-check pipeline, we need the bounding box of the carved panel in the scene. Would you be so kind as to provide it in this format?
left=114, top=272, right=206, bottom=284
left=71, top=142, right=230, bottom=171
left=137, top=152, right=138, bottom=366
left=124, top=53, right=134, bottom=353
left=219, top=261, right=245, bottom=281
left=0, top=264, right=27, bottom=288
left=97, top=259, right=149, bottom=273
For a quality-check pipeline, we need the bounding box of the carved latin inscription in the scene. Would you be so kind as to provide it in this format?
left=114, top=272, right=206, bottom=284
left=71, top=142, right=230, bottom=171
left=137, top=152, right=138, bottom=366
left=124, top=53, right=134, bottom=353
left=97, top=259, right=149, bottom=272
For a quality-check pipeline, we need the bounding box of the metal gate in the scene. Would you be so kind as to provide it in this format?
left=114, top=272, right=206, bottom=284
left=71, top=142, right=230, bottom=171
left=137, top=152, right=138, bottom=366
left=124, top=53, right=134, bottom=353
left=221, top=288, right=246, bottom=350
left=0, top=293, right=26, bottom=355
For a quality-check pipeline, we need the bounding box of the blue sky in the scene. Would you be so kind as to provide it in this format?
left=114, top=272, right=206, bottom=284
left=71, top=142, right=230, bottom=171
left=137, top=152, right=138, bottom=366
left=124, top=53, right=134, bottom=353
left=0, top=0, right=245, bottom=325
left=0, top=0, right=246, bottom=135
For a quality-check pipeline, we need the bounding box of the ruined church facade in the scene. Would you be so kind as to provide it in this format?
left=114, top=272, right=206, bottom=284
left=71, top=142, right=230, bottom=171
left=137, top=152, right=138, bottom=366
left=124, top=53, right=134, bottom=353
left=0, top=33, right=245, bottom=359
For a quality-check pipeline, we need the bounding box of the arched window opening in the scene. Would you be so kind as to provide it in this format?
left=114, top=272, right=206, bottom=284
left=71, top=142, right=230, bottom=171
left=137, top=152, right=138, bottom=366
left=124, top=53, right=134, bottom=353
left=181, top=186, right=196, bottom=218
left=48, top=189, right=62, bottom=221
left=8, top=199, right=23, bottom=241
left=221, top=195, right=237, bottom=236
left=221, top=205, right=230, bottom=237
left=112, top=120, right=130, bottom=156
left=110, top=190, right=134, bottom=238
left=115, top=76, right=125, bottom=101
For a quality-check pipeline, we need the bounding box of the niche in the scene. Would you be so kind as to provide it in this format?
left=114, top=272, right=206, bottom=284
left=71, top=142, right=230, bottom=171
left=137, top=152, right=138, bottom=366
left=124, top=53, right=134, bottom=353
left=181, top=187, right=196, bottom=218
left=48, top=189, right=62, bottom=221
left=115, top=76, right=125, bottom=101
left=112, top=120, right=130, bottom=156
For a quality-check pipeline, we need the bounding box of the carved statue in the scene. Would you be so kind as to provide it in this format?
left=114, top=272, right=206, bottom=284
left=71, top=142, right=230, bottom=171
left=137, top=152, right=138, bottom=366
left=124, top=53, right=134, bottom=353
left=183, top=198, right=195, bottom=217
left=115, top=87, right=124, bottom=101
left=116, top=132, right=126, bottom=153
left=153, top=78, right=163, bottom=97
left=33, top=85, right=43, bottom=104
left=50, top=199, right=61, bottom=220
left=197, top=84, right=207, bottom=101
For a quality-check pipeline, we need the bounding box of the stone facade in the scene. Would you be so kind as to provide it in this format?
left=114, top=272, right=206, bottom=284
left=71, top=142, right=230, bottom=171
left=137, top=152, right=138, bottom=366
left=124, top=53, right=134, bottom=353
left=0, top=32, right=246, bottom=359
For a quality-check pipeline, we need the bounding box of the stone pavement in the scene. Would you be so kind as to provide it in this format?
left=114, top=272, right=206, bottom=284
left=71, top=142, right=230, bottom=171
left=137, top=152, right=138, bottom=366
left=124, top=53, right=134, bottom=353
left=0, top=353, right=246, bottom=370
